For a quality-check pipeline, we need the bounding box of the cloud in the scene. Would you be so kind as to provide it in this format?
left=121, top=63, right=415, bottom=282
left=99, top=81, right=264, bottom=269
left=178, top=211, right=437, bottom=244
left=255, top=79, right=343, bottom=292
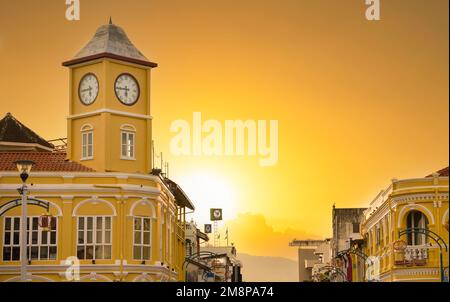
left=221, top=213, right=320, bottom=261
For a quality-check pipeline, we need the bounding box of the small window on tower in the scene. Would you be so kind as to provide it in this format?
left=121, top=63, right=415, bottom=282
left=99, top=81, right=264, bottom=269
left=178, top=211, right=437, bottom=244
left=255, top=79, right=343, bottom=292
left=81, top=124, right=94, bottom=160
left=120, top=124, right=136, bottom=160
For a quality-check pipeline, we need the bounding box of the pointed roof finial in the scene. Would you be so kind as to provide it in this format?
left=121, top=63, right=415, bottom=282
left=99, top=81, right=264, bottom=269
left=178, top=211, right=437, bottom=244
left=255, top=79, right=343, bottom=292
left=109, top=17, right=113, bottom=25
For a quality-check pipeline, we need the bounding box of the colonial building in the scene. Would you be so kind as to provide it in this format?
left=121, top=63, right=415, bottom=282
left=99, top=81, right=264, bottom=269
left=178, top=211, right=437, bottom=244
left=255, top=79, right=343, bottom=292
left=200, top=245, right=243, bottom=282
left=331, top=206, right=366, bottom=258
left=330, top=206, right=367, bottom=281
left=289, top=239, right=332, bottom=282
left=0, top=21, right=194, bottom=282
left=361, top=168, right=449, bottom=282
left=184, top=221, right=210, bottom=282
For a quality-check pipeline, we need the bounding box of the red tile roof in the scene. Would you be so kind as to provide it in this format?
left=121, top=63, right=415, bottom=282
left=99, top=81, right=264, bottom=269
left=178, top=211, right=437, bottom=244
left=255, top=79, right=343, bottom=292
left=426, top=166, right=449, bottom=177
left=0, top=152, right=95, bottom=172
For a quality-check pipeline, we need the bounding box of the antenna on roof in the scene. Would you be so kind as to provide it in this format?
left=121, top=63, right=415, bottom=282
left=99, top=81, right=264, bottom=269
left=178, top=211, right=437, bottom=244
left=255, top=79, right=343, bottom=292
left=166, top=162, right=170, bottom=178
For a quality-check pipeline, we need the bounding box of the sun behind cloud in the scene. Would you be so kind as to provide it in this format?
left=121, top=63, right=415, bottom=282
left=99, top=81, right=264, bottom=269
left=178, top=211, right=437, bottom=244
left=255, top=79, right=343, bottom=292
left=176, top=170, right=238, bottom=224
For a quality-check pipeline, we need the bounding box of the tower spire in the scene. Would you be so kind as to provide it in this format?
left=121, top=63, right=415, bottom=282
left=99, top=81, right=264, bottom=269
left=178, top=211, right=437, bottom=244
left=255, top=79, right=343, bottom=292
left=109, top=17, right=113, bottom=25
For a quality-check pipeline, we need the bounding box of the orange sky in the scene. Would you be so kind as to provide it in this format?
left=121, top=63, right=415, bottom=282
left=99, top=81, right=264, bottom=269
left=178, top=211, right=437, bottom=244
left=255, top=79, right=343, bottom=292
left=0, top=0, right=448, bottom=261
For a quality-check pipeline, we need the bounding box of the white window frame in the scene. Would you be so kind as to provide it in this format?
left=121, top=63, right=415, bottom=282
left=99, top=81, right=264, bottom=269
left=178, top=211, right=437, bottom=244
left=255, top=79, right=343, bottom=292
left=76, top=216, right=112, bottom=260
left=407, top=211, right=428, bottom=246
left=132, top=216, right=152, bottom=261
left=2, top=216, right=58, bottom=262
left=81, top=124, right=94, bottom=160
left=2, top=217, right=21, bottom=261
left=120, top=124, right=136, bottom=160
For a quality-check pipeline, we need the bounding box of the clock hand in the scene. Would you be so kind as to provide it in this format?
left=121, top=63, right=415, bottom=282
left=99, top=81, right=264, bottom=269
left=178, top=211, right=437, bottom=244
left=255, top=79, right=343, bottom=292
left=116, top=86, right=130, bottom=91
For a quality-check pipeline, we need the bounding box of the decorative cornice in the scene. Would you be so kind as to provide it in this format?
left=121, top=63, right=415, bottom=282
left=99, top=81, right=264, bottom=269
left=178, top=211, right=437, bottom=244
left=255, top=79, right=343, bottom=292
left=393, top=267, right=439, bottom=277
left=391, top=193, right=448, bottom=204
left=67, top=109, right=153, bottom=121
left=0, top=172, right=176, bottom=201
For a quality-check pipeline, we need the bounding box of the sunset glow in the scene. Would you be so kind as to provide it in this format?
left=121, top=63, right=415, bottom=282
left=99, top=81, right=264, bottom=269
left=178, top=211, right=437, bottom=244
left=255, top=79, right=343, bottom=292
left=0, top=0, right=448, bottom=266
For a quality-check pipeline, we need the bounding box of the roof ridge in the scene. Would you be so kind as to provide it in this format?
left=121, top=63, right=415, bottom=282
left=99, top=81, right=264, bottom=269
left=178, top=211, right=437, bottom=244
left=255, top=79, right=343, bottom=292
left=105, top=23, right=113, bottom=54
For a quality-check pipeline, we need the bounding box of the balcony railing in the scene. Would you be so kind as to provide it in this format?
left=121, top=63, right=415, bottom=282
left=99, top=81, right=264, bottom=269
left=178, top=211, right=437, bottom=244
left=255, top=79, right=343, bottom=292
left=394, top=245, right=429, bottom=266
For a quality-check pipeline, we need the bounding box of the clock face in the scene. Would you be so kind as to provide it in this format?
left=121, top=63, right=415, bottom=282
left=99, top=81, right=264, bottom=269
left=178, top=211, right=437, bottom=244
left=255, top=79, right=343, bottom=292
left=115, top=73, right=140, bottom=105
left=79, top=73, right=99, bottom=105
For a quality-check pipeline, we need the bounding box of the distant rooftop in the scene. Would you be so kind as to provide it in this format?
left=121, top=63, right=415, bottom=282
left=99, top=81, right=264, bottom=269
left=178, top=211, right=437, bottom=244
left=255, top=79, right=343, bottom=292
left=0, top=113, right=54, bottom=152
left=289, top=239, right=325, bottom=247
left=0, top=113, right=93, bottom=172
left=63, top=19, right=157, bottom=68
left=426, top=167, right=449, bottom=177
left=151, top=169, right=195, bottom=210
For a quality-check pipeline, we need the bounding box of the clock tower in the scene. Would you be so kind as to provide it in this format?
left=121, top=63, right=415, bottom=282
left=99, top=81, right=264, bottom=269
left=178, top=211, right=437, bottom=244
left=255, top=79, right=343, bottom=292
left=63, top=20, right=157, bottom=174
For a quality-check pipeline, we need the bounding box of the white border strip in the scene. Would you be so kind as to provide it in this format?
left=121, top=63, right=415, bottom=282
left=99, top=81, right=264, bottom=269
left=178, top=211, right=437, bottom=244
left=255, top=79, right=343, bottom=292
left=68, top=109, right=153, bottom=120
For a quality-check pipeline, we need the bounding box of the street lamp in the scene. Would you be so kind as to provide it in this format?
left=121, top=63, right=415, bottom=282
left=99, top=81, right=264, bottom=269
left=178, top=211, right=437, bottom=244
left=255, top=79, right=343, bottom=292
left=14, top=160, right=34, bottom=282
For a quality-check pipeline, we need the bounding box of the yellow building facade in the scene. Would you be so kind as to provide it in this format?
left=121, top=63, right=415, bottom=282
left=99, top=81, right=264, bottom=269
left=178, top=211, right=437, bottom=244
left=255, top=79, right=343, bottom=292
left=361, top=168, right=449, bottom=282
left=0, top=21, right=192, bottom=282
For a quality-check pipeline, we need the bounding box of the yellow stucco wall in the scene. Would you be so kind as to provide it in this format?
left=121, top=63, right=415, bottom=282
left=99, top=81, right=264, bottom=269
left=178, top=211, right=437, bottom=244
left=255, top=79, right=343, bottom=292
left=67, top=58, right=153, bottom=174
left=0, top=173, right=186, bottom=282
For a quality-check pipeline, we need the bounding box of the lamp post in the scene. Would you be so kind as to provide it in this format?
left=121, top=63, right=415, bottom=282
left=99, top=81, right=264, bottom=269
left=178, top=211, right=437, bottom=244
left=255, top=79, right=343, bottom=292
left=14, top=160, right=35, bottom=282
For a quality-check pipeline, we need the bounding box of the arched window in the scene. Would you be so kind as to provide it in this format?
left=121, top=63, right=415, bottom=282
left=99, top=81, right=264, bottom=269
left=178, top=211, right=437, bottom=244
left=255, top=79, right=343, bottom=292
left=2, top=216, right=57, bottom=261
left=81, top=124, right=94, bottom=160
left=133, top=216, right=151, bottom=261
left=130, top=199, right=156, bottom=262
left=73, top=198, right=116, bottom=261
left=406, top=210, right=428, bottom=245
